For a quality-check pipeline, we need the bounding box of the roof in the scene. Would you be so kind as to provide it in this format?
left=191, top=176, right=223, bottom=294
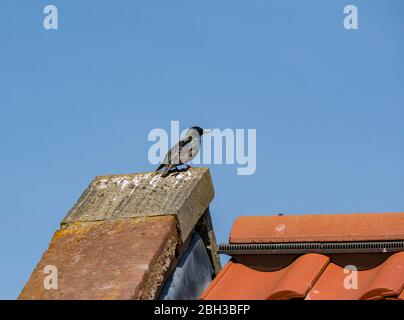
left=19, top=168, right=221, bottom=300
left=201, top=212, right=404, bottom=300
left=230, top=212, right=404, bottom=243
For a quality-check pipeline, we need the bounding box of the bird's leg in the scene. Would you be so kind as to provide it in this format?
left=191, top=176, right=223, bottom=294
left=177, top=164, right=192, bottom=173
left=170, top=165, right=182, bottom=176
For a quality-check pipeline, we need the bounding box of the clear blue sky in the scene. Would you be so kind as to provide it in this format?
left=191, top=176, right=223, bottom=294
left=1, top=0, right=403, bottom=299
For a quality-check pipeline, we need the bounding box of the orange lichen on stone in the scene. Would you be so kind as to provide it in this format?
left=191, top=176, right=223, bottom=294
left=19, top=216, right=178, bottom=300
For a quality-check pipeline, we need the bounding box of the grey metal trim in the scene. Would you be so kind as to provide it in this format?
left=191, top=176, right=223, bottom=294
left=218, top=241, right=404, bottom=255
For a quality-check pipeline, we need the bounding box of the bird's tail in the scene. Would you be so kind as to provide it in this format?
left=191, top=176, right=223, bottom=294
left=155, top=163, right=165, bottom=172
left=161, top=165, right=172, bottom=177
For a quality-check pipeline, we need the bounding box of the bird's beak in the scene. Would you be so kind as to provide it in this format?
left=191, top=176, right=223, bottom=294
left=203, top=129, right=211, bottom=135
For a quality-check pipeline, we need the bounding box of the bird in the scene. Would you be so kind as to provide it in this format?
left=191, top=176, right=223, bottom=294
left=156, top=126, right=210, bottom=177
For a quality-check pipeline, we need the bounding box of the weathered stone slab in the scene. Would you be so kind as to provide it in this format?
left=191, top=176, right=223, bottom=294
left=62, top=168, right=215, bottom=242
left=19, top=216, right=178, bottom=300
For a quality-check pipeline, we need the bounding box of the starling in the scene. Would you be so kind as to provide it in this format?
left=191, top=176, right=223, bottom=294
left=156, top=126, right=210, bottom=177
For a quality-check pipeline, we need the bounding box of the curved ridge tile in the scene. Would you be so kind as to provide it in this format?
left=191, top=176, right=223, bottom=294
left=267, top=254, right=329, bottom=299
left=200, top=260, right=234, bottom=300
left=201, top=254, right=329, bottom=300
left=305, top=263, right=348, bottom=300
left=230, top=213, right=404, bottom=243
left=201, top=260, right=289, bottom=300
left=359, top=252, right=404, bottom=300
left=306, top=252, right=404, bottom=300
left=200, top=259, right=276, bottom=300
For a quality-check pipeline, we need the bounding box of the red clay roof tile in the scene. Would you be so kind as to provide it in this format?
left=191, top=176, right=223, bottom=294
left=201, top=253, right=329, bottom=300
left=201, top=252, right=404, bottom=300
left=202, top=212, right=404, bottom=300
left=230, top=212, right=404, bottom=243
left=306, top=252, right=404, bottom=300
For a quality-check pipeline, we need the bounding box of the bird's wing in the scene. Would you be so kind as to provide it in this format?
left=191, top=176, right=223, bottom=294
left=179, top=135, right=192, bottom=148
left=179, top=136, right=200, bottom=164
left=161, top=135, right=193, bottom=165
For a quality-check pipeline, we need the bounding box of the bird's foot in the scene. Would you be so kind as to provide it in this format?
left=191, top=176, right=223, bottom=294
left=169, top=165, right=191, bottom=176
left=170, top=167, right=183, bottom=177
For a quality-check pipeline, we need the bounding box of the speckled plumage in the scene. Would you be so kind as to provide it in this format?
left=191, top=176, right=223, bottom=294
left=156, top=126, right=207, bottom=177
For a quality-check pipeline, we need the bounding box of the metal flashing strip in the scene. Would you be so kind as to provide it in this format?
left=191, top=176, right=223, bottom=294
left=218, top=241, right=404, bottom=255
